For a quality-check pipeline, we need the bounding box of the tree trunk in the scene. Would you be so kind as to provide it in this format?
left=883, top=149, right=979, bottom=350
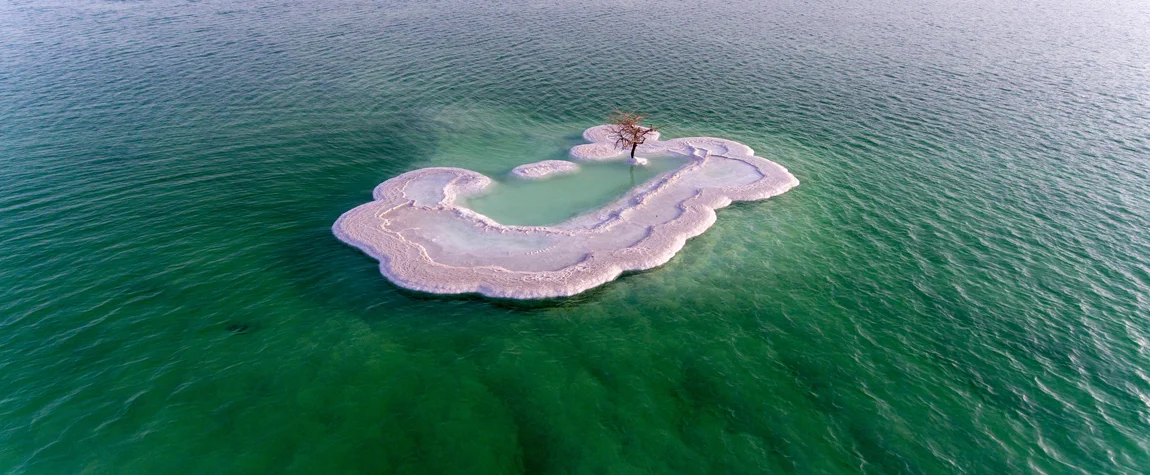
left=630, top=143, right=638, bottom=159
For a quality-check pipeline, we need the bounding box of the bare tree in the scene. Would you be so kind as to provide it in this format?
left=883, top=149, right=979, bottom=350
left=608, top=111, right=659, bottom=161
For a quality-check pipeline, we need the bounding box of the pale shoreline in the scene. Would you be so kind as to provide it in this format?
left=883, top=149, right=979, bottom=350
left=333, top=125, right=799, bottom=299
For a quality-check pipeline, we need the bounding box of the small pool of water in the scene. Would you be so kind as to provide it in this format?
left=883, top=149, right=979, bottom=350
left=463, top=155, right=689, bottom=226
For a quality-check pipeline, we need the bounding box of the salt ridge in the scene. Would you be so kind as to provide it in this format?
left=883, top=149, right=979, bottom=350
left=333, top=125, right=799, bottom=299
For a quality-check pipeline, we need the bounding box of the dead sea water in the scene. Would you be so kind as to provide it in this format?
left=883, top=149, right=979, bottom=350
left=1, top=0, right=1148, bottom=472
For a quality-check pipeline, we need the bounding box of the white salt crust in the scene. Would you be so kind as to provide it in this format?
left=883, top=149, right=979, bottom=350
left=509, top=160, right=580, bottom=180
left=333, top=125, right=799, bottom=299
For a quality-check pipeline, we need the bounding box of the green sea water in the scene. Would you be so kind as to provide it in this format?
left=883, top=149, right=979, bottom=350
left=1, top=0, right=1148, bottom=473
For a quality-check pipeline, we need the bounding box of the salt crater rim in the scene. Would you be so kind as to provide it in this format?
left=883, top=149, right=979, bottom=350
left=333, top=125, right=799, bottom=299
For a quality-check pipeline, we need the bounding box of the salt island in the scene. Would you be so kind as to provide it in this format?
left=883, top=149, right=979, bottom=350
left=333, top=125, right=799, bottom=299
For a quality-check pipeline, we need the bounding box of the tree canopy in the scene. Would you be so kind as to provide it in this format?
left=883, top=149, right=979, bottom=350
left=608, top=111, right=658, bottom=159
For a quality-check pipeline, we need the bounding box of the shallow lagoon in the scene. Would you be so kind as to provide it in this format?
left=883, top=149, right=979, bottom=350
left=465, top=155, right=688, bottom=226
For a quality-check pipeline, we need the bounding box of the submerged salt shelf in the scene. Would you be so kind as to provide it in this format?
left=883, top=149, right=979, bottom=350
left=333, top=125, right=799, bottom=299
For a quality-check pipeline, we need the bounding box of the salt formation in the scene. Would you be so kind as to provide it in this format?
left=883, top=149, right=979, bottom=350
left=333, top=125, right=799, bottom=299
left=509, top=160, right=580, bottom=180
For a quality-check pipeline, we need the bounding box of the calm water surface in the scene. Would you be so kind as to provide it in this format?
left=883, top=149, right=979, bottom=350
left=1, top=0, right=1148, bottom=473
left=465, top=155, right=689, bottom=226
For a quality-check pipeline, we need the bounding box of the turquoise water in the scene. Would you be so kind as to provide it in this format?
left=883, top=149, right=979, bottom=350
left=1, top=0, right=1148, bottom=473
left=465, top=156, right=688, bottom=226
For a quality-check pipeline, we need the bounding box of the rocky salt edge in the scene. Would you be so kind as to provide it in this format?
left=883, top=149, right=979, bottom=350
left=333, top=125, right=799, bottom=299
